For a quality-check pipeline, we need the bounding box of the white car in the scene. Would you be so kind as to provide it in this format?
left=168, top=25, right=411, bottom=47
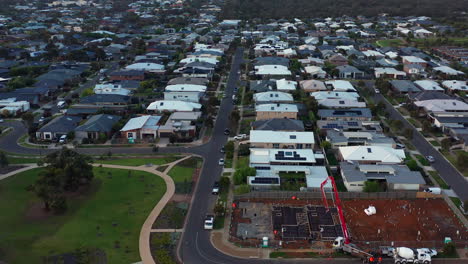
left=204, top=215, right=214, bottom=230
left=375, top=89, right=380, bottom=94
left=233, top=134, right=247, bottom=140
left=426, top=156, right=435, bottom=163
left=0, top=119, right=3, bottom=123
left=218, top=158, right=225, bottom=166
left=418, top=248, right=437, bottom=257
left=59, top=135, right=67, bottom=144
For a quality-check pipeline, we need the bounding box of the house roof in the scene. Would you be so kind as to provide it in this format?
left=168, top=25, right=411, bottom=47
left=402, top=56, right=426, bottom=64
left=120, top=115, right=161, bottom=132
left=250, top=80, right=276, bottom=92
left=147, top=100, right=202, bottom=112
left=276, top=79, right=297, bottom=90
left=251, top=118, right=305, bottom=131
left=340, top=162, right=425, bottom=184
left=250, top=148, right=317, bottom=164
left=253, top=56, right=290, bottom=67
left=38, top=115, right=81, bottom=133
left=442, top=80, right=467, bottom=91
left=300, top=80, right=326, bottom=91
left=80, top=94, right=130, bottom=104
left=168, top=77, right=208, bottom=86
left=414, top=80, right=444, bottom=91
left=254, top=65, right=292, bottom=76
left=311, top=91, right=360, bottom=100
left=390, top=80, right=421, bottom=93
left=165, top=84, right=207, bottom=92
left=325, top=80, right=356, bottom=91
left=339, top=146, right=405, bottom=163
left=409, top=90, right=454, bottom=101
left=254, top=91, right=293, bottom=103
left=250, top=130, right=314, bottom=144
left=75, top=114, right=121, bottom=132
left=255, top=103, right=298, bottom=113
left=327, top=130, right=395, bottom=146
left=415, top=99, right=468, bottom=112
left=318, top=108, right=372, bottom=119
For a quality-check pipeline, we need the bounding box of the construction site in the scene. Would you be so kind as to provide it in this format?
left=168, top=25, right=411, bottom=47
left=229, top=197, right=468, bottom=250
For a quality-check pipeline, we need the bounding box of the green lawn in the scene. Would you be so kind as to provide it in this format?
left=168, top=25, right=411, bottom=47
left=428, top=170, right=449, bottom=189
left=430, top=140, right=441, bottom=147
left=236, top=156, right=249, bottom=169
left=168, top=157, right=202, bottom=194
left=0, top=167, right=166, bottom=263
left=97, top=156, right=181, bottom=166
left=415, top=154, right=430, bottom=166
left=7, top=156, right=41, bottom=164
left=407, top=118, right=421, bottom=128
left=375, top=39, right=404, bottom=47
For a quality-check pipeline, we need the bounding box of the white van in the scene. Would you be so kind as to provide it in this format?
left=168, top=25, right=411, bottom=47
left=57, top=101, right=66, bottom=108
left=59, top=135, right=67, bottom=143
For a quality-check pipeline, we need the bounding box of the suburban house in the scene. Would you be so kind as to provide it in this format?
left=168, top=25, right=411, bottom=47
left=318, top=108, right=372, bottom=121
left=374, top=67, right=406, bottom=79
left=158, top=111, right=201, bottom=140
left=254, top=65, right=292, bottom=78
left=94, top=83, right=131, bottom=96
left=251, top=118, right=305, bottom=131
left=255, top=103, right=298, bottom=120
left=389, top=80, right=421, bottom=94
left=163, top=84, right=206, bottom=103
left=249, top=80, right=276, bottom=92
left=300, top=80, right=327, bottom=92
left=328, top=54, right=348, bottom=66
left=77, top=94, right=131, bottom=110
left=336, top=65, right=364, bottom=79
left=403, top=64, right=426, bottom=76
left=338, top=146, right=406, bottom=164
left=147, top=100, right=202, bottom=112
left=248, top=148, right=329, bottom=189
left=275, top=79, right=297, bottom=92
left=109, top=70, right=145, bottom=81
left=125, top=62, right=165, bottom=73
left=75, top=114, right=121, bottom=140
left=325, top=80, right=356, bottom=92
left=167, top=77, right=208, bottom=86
left=442, top=80, right=468, bottom=93
left=414, top=80, right=444, bottom=92
left=35, top=115, right=81, bottom=141
left=250, top=130, right=315, bottom=149
left=304, top=66, right=327, bottom=78
left=326, top=130, right=395, bottom=148
left=339, top=162, right=425, bottom=192
left=317, top=120, right=382, bottom=132
left=120, top=115, right=162, bottom=139
left=401, top=56, right=427, bottom=67
left=254, top=91, right=294, bottom=104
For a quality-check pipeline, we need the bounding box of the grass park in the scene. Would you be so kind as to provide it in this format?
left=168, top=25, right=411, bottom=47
left=0, top=166, right=166, bottom=263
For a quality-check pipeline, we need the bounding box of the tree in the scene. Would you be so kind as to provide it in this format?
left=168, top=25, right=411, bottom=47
left=363, top=180, right=383, bottom=192
left=320, top=141, right=331, bottom=150
left=0, top=152, right=8, bottom=168
left=441, top=138, right=452, bottom=151
left=403, top=128, right=413, bottom=140
left=219, top=176, right=230, bottom=191
left=442, top=242, right=456, bottom=257
left=422, top=120, right=433, bottom=134
left=456, top=152, right=468, bottom=171
left=234, top=184, right=251, bottom=195
left=21, top=112, right=34, bottom=128
left=34, top=167, right=66, bottom=212
left=169, top=134, right=177, bottom=144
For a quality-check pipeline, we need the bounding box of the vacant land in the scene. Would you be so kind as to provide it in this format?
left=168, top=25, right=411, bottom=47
left=0, top=167, right=166, bottom=263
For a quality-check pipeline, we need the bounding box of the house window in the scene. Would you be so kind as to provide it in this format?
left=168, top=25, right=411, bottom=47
left=305, top=144, right=312, bottom=148
left=296, top=144, right=303, bottom=149
left=45, top=134, right=51, bottom=139
left=273, top=143, right=280, bottom=148
left=128, top=132, right=133, bottom=138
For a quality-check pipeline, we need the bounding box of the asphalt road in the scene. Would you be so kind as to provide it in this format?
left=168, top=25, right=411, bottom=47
left=370, top=92, right=468, bottom=202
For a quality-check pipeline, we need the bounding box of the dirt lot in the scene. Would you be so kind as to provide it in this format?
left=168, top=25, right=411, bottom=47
left=343, top=199, right=468, bottom=243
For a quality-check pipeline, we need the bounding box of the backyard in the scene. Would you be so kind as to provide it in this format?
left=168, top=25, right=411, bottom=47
left=0, top=167, right=166, bottom=263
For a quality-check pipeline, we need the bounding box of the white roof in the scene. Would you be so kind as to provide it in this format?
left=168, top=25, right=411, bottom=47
left=276, top=79, right=297, bottom=91
left=255, top=65, right=292, bottom=76
left=126, top=62, right=165, bottom=71
left=94, top=83, right=131, bottom=96
left=250, top=130, right=314, bottom=144
left=311, top=91, right=360, bottom=100
left=415, top=99, right=468, bottom=112
left=250, top=148, right=317, bottom=164
left=304, top=66, right=326, bottom=75
left=325, top=80, right=356, bottom=91
left=318, top=99, right=366, bottom=108
left=120, top=115, right=160, bottom=131
left=305, top=166, right=330, bottom=188
left=254, top=91, right=293, bottom=103
left=414, top=80, right=444, bottom=91
left=165, top=84, right=207, bottom=92
left=255, top=103, right=298, bottom=113
left=180, top=57, right=218, bottom=65
left=339, top=146, right=406, bottom=164
left=362, top=50, right=383, bottom=57
left=402, top=56, right=426, bottom=64
left=374, top=67, right=406, bottom=76
left=442, top=80, right=467, bottom=91
left=147, top=100, right=201, bottom=112
left=433, top=66, right=464, bottom=75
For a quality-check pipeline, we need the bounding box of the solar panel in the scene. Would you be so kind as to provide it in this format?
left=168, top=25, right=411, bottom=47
left=251, top=177, right=279, bottom=184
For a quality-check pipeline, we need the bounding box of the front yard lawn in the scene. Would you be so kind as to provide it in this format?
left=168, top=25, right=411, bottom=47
left=427, top=170, right=449, bottom=189
left=415, top=154, right=430, bottom=166
left=0, top=167, right=166, bottom=263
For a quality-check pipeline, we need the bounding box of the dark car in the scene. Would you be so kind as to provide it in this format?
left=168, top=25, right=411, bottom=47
left=224, top=128, right=230, bottom=135
left=212, top=181, right=220, bottom=195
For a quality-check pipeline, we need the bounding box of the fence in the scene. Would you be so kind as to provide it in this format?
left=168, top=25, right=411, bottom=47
left=234, top=191, right=419, bottom=200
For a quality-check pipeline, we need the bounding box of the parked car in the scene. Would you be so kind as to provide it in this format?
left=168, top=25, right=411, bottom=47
left=234, top=134, right=247, bottom=140
left=375, top=88, right=380, bottom=94
left=395, top=143, right=405, bottom=149
left=218, top=158, right=225, bottom=166
left=0, top=119, right=3, bottom=123
left=220, top=146, right=225, bottom=153
left=212, top=182, right=220, bottom=195
left=204, top=215, right=214, bottom=230
left=59, top=135, right=67, bottom=144
left=224, top=128, right=230, bottom=135
left=426, top=156, right=435, bottom=163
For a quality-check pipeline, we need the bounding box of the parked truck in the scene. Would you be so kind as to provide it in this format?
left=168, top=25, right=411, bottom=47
left=393, top=247, right=432, bottom=264
left=333, top=237, right=382, bottom=263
